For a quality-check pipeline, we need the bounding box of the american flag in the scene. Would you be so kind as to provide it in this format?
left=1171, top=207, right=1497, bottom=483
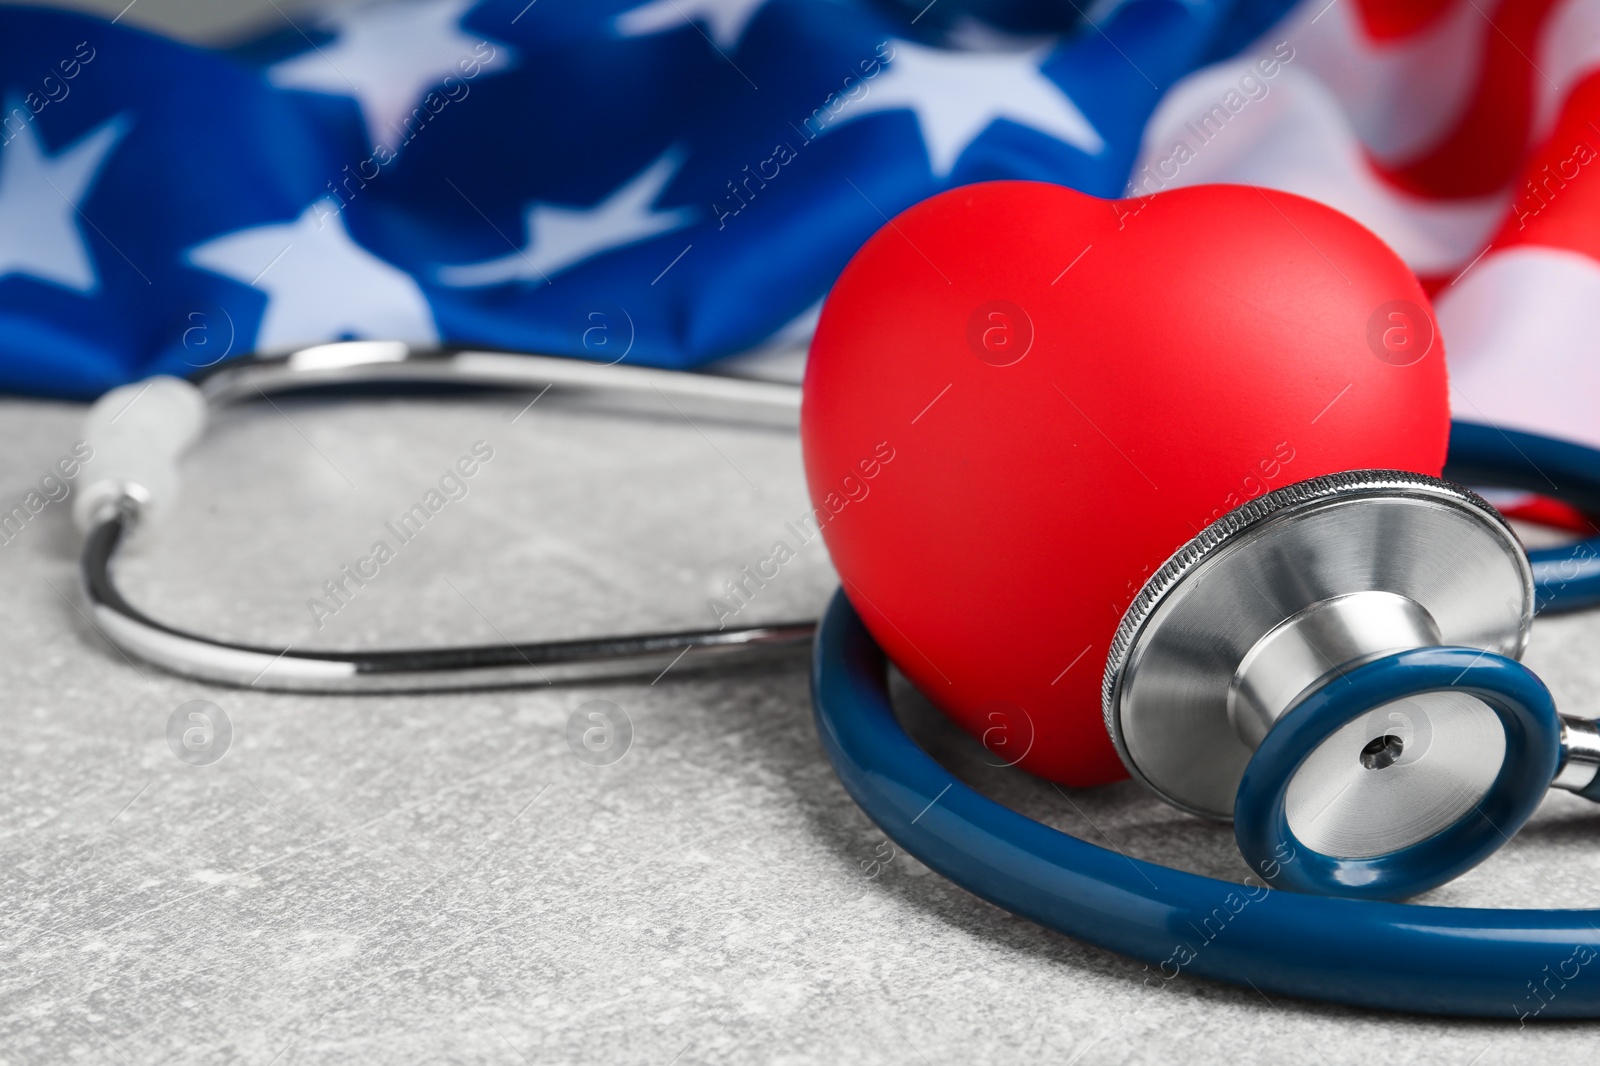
left=0, top=0, right=1594, bottom=474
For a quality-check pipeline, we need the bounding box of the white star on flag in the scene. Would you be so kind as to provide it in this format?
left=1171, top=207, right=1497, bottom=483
left=836, top=39, right=1104, bottom=176
left=268, top=0, right=513, bottom=150
left=187, top=200, right=438, bottom=352
left=615, top=0, right=771, bottom=49
left=438, top=152, right=695, bottom=287
left=0, top=113, right=127, bottom=294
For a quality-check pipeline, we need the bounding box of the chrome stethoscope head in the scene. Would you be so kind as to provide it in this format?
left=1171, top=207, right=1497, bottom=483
left=1103, top=470, right=1595, bottom=900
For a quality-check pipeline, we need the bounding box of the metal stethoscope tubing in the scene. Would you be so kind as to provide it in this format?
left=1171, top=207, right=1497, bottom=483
left=74, top=342, right=1600, bottom=698
left=75, top=341, right=814, bottom=692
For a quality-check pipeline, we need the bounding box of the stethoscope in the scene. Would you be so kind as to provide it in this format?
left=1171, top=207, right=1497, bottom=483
left=71, top=340, right=1600, bottom=1019
left=76, top=341, right=817, bottom=689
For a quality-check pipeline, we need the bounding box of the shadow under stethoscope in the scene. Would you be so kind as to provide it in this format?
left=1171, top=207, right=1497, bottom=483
left=881, top=666, right=1600, bottom=894
left=884, top=669, right=1249, bottom=882
left=760, top=658, right=1600, bottom=1028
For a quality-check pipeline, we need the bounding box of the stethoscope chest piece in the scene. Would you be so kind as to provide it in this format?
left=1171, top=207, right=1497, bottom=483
left=1103, top=470, right=1568, bottom=898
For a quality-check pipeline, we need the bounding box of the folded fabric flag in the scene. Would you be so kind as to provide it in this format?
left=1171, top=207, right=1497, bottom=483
left=1130, top=0, right=1600, bottom=452
left=0, top=0, right=1291, bottom=398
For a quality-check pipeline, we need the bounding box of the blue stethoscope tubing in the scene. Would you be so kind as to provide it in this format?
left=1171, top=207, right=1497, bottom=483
left=1449, top=421, right=1600, bottom=612
left=810, top=420, right=1600, bottom=1018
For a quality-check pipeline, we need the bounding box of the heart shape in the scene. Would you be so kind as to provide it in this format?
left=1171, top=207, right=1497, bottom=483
left=801, top=181, right=1449, bottom=787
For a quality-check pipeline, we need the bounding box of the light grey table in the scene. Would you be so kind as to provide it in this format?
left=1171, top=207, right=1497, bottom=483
left=0, top=0, right=369, bottom=45
left=3, top=385, right=1600, bottom=1064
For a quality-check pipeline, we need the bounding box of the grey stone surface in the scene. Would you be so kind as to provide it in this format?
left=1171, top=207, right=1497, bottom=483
left=3, top=388, right=1600, bottom=1064
left=0, top=0, right=370, bottom=45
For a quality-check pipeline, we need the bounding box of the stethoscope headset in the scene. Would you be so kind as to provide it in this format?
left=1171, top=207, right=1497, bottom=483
left=68, top=337, right=1600, bottom=1020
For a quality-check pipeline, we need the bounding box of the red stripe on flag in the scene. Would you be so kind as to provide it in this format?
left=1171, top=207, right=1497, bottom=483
left=1376, top=0, right=1564, bottom=198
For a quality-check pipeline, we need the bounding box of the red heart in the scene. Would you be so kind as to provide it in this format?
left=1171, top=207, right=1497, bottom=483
left=801, top=181, right=1449, bottom=787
